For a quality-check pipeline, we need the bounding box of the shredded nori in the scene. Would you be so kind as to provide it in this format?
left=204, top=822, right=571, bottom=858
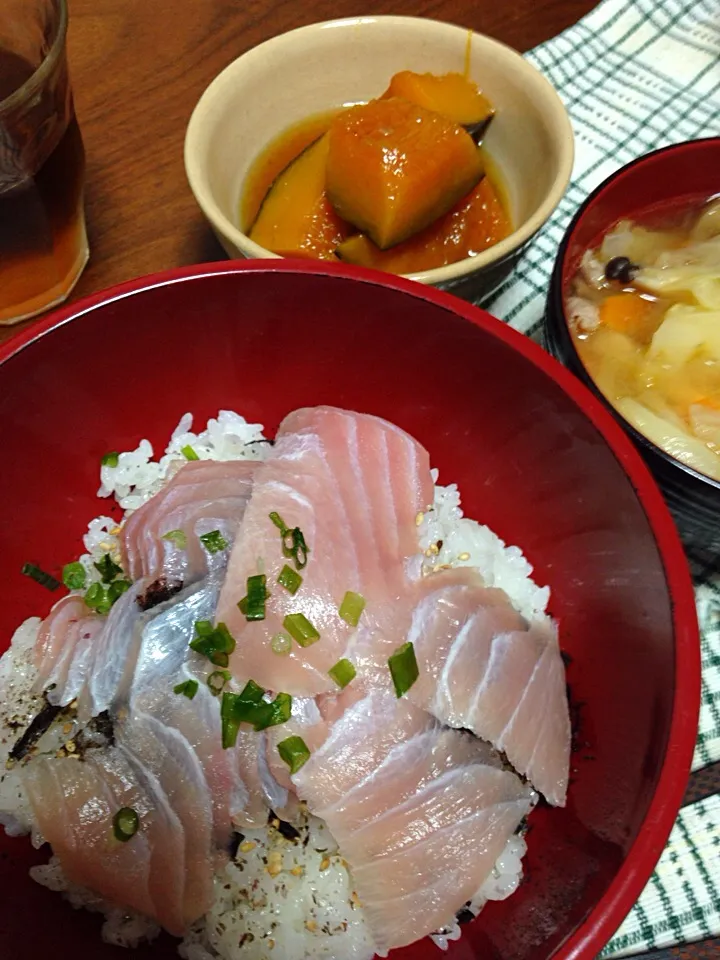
left=455, top=905, right=475, bottom=925
left=277, top=819, right=301, bottom=842
left=136, top=577, right=183, bottom=611
left=229, top=832, right=245, bottom=860
left=75, top=711, right=116, bottom=755
left=9, top=698, right=62, bottom=761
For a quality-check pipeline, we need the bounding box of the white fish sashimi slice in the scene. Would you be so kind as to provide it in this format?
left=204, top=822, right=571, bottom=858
left=321, top=729, right=499, bottom=832
left=130, top=577, right=284, bottom=835
left=217, top=407, right=433, bottom=697
left=352, top=797, right=531, bottom=954
left=126, top=713, right=214, bottom=924
left=292, top=688, right=532, bottom=954
left=130, top=579, right=220, bottom=699
left=407, top=569, right=570, bottom=807
left=120, top=460, right=258, bottom=582
left=78, top=579, right=153, bottom=721
left=293, top=688, right=432, bottom=809
left=22, top=743, right=187, bottom=935
left=33, top=596, right=104, bottom=702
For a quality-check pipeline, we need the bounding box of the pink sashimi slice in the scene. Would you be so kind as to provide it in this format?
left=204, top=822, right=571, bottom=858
left=125, top=713, right=215, bottom=923
left=121, top=459, right=258, bottom=583
left=292, top=688, right=533, bottom=954
left=216, top=407, right=433, bottom=697
left=33, top=595, right=104, bottom=704
left=23, top=742, right=191, bottom=935
left=406, top=568, right=571, bottom=806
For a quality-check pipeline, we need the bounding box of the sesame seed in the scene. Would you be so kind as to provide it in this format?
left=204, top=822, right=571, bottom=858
left=63, top=723, right=73, bottom=735
left=458, top=552, right=471, bottom=561
left=305, top=920, right=317, bottom=932
left=290, top=865, right=304, bottom=876
left=240, top=841, right=257, bottom=853
left=415, top=512, right=424, bottom=526
left=319, top=856, right=331, bottom=871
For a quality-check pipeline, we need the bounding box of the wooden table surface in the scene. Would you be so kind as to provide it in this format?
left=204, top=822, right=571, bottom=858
left=2, top=0, right=718, bottom=956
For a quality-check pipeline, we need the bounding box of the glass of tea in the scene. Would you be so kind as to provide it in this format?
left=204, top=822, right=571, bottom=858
left=0, top=0, right=87, bottom=325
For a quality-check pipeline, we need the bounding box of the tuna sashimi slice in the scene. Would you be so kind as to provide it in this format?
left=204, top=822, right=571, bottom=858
left=121, top=459, right=258, bottom=583
left=407, top=569, right=571, bottom=806
left=293, top=688, right=533, bottom=954
left=216, top=407, right=433, bottom=697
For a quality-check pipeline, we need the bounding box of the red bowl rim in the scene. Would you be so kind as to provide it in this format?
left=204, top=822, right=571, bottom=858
left=547, top=136, right=720, bottom=493
left=0, top=259, right=701, bottom=960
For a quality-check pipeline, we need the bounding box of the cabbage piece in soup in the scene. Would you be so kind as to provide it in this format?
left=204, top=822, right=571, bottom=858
left=566, top=196, right=720, bottom=482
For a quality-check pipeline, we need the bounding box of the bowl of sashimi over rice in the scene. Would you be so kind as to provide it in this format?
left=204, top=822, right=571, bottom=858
left=0, top=261, right=699, bottom=960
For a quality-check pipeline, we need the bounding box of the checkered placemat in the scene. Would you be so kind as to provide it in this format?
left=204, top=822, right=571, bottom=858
left=480, top=0, right=720, bottom=953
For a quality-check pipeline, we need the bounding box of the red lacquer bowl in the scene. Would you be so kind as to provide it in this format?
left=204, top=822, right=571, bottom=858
left=0, top=262, right=699, bottom=960
left=545, top=137, right=720, bottom=554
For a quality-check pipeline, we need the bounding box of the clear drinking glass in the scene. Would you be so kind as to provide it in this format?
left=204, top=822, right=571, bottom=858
left=0, top=0, right=87, bottom=325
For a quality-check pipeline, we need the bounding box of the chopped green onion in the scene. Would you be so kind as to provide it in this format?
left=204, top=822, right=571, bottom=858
left=62, top=561, right=86, bottom=591
left=277, top=735, right=311, bottom=774
left=245, top=574, right=268, bottom=621
left=238, top=580, right=271, bottom=619
left=269, top=511, right=288, bottom=534
left=277, top=564, right=302, bottom=594
left=84, top=582, right=112, bottom=615
left=207, top=670, right=232, bottom=696
left=283, top=613, right=320, bottom=647
left=238, top=679, right=265, bottom=703
left=252, top=692, right=292, bottom=731
left=174, top=679, right=199, bottom=700
left=108, top=579, right=132, bottom=603
left=338, top=591, right=366, bottom=627
left=282, top=527, right=309, bottom=570
left=328, top=658, right=356, bottom=689
left=388, top=641, right=419, bottom=698
left=269, top=512, right=309, bottom=570
left=182, top=445, right=199, bottom=461
left=162, top=529, right=187, bottom=549
left=221, top=680, right=266, bottom=749
left=113, top=806, right=139, bottom=842
left=94, top=553, right=123, bottom=584
left=21, top=563, right=60, bottom=591
left=271, top=632, right=292, bottom=656
left=101, top=451, right=119, bottom=467
left=189, top=621, right=236, bottom=665
left=199, top=530, right=228, bottom=554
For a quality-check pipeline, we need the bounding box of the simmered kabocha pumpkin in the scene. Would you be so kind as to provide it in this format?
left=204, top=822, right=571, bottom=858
left=243, top=69, right=511, bottom=270
left=381, top=71, right=494, bottom=129
left=325, top=98, right=485, bottom=250
left=335, top=177, right=509, bottom=274
left=249, top=135, right=351, bottom=259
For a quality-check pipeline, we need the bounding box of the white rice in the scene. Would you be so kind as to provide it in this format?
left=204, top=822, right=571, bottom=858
left=0, top=409, right=550, bottom=959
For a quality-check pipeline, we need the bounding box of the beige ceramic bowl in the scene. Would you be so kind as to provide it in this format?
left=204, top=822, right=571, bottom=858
left=184, top=16, right=574, bottom=298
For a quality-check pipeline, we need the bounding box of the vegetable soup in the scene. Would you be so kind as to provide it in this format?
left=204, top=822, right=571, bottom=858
left=566, top=195, right=720, bottom=481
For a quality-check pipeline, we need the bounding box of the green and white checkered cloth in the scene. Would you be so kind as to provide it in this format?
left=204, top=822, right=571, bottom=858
left=481, top=0, right=720, bottom=953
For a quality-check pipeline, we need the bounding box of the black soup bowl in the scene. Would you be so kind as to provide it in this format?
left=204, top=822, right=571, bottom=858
left=545, top=138, right=720, bottom=555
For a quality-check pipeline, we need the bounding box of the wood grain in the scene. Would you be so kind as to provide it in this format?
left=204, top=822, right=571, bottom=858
left=0, top=0, right=598, bottom=343
left=2, top=4, right=717, bottom=957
